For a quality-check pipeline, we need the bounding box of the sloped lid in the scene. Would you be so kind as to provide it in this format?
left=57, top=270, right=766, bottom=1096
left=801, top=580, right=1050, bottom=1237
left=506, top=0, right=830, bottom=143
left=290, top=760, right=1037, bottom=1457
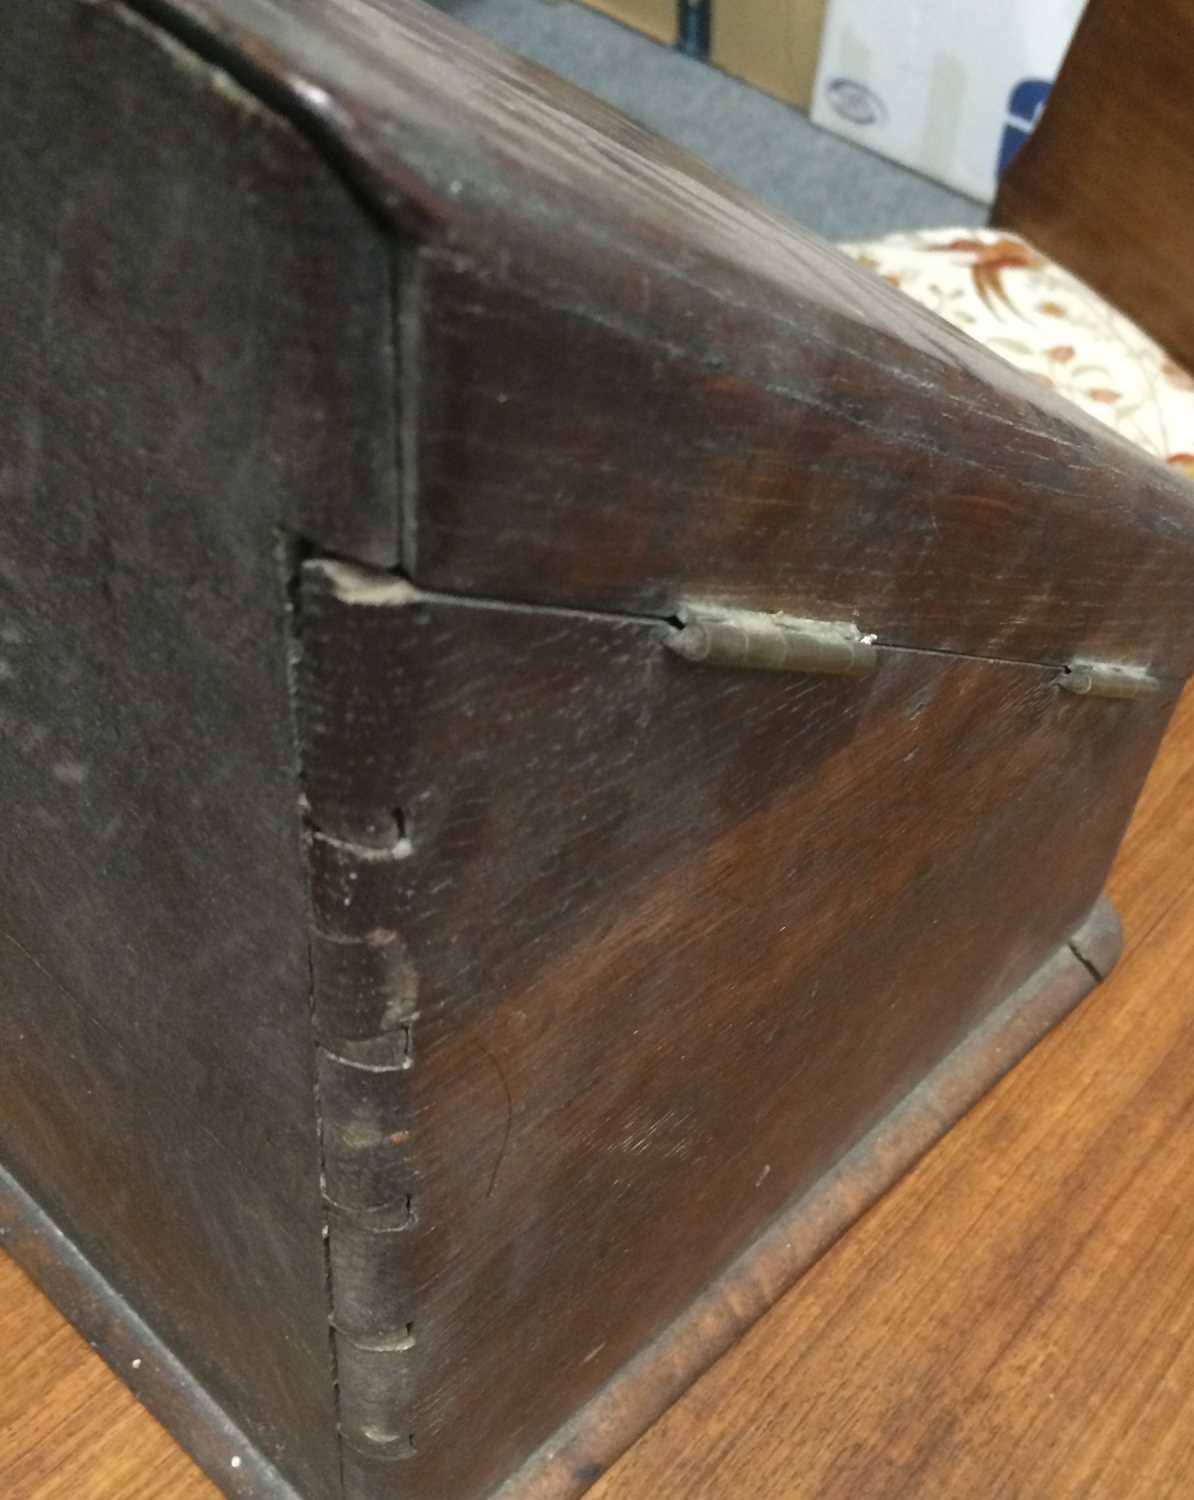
left=133, top=0, right=1194, bottom=675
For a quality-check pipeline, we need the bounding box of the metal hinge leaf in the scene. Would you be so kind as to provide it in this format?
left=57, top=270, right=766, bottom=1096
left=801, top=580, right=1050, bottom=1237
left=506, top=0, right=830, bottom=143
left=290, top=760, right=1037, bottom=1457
left=666, top=606, right=878, bottom=679
left=1058, top=661, right=1163, bottom=701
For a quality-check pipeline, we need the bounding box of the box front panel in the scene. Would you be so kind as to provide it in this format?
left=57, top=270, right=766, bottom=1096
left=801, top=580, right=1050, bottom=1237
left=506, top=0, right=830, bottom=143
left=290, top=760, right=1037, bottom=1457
left=298, top=562, right=1169, bottom=1500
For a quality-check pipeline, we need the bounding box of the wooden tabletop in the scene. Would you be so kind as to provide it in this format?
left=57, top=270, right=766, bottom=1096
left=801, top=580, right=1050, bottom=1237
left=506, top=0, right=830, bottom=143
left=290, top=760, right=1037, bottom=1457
left=6, top=688, right=1194, bottom=1500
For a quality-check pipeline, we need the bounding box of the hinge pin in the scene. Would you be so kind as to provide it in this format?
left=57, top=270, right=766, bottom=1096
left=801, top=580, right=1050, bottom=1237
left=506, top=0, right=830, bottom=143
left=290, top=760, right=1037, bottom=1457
left=1058, top=662, right=1162, bottom=701
left=667, top=607, right=877, bottom=678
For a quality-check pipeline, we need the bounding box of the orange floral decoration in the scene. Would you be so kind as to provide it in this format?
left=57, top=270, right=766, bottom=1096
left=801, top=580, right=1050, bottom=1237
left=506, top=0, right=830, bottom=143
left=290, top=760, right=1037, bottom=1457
left=930, top=237, right=1043, bottom=314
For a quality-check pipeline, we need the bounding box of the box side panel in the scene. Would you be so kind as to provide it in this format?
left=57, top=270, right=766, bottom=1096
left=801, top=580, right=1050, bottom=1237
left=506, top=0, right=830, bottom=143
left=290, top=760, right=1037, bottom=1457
left=297, top=565, right=1169, bottom=1500
left=0, top=4, right=396, bottom=1495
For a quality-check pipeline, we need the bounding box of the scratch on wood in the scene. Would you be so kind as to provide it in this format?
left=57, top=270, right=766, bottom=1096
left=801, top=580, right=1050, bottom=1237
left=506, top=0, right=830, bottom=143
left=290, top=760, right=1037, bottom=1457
left=474, top=1039, right=513, bottom=1200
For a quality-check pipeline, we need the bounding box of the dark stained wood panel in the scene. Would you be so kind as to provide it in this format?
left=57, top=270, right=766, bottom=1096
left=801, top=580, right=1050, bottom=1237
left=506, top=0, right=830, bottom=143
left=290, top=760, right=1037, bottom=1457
left=295, top=559, right=1171, bottom=1500
left=0, top=2, right=398, bottom=1495
left=587, top=684, right=1194, bottom=1500
left=4, top=3, right=1193, bottom=1498
left=8, top=685, right=1194, bottom=1500
left=996, top=0, right=1194, bottom=377
left=130, top=0, right=1194, bottom=675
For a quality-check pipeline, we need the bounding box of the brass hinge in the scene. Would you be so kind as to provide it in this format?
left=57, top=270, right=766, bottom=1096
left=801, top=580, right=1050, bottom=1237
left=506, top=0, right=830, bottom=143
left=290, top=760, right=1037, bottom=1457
left=666, top=606, right=877, bottom=679
left=1057, top=661, right=1162, bottom=701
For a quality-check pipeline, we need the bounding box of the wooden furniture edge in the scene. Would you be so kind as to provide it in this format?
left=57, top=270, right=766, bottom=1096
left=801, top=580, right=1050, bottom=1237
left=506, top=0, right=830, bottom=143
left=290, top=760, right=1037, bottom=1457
left=493, top=898, right=1120, bottom=1500
left=0, top=1168, right=300, bottom=1500
left=113, top=0, right=1194, bottom=676
left=0, top=900, right=1119, bottom=1500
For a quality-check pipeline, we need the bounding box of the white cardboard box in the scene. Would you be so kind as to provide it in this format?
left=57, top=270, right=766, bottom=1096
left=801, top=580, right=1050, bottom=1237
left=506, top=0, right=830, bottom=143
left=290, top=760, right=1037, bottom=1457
left=811, top=0, right=1087, bottom=204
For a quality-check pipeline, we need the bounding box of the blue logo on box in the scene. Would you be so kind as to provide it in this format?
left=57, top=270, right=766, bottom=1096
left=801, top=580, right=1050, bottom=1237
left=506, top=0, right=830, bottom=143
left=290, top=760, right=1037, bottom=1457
left=998, top=78, right=1052, bottom=176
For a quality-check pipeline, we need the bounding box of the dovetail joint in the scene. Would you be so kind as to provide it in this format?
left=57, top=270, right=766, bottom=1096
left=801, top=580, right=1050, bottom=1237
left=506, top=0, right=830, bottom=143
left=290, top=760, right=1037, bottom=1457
left=292, top=556, right=422, bottom=1489
left=307, top=827, right=421, bottom=1474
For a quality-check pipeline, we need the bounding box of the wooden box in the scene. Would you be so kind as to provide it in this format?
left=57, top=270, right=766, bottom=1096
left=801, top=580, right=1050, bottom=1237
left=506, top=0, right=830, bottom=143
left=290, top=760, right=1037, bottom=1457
left=1, top=3, right=1191, bottom=1499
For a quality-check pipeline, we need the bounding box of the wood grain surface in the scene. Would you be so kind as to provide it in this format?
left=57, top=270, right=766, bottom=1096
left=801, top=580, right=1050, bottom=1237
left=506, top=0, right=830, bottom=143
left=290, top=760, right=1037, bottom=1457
left=5, top=682, right=1194, bottom=1500
left=293, top=559, right=1167, bottom=1500
left=121, top=0, right=1194, bottom=676
left=7, top=6, right=1194, bottom=1500
left=0, top=3, right=401, bottom=1494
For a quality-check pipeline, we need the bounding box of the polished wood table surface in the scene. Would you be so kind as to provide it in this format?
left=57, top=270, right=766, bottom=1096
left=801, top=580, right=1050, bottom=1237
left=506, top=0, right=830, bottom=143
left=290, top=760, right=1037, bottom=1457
left=6, top=688, right=1194, bottom=1500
